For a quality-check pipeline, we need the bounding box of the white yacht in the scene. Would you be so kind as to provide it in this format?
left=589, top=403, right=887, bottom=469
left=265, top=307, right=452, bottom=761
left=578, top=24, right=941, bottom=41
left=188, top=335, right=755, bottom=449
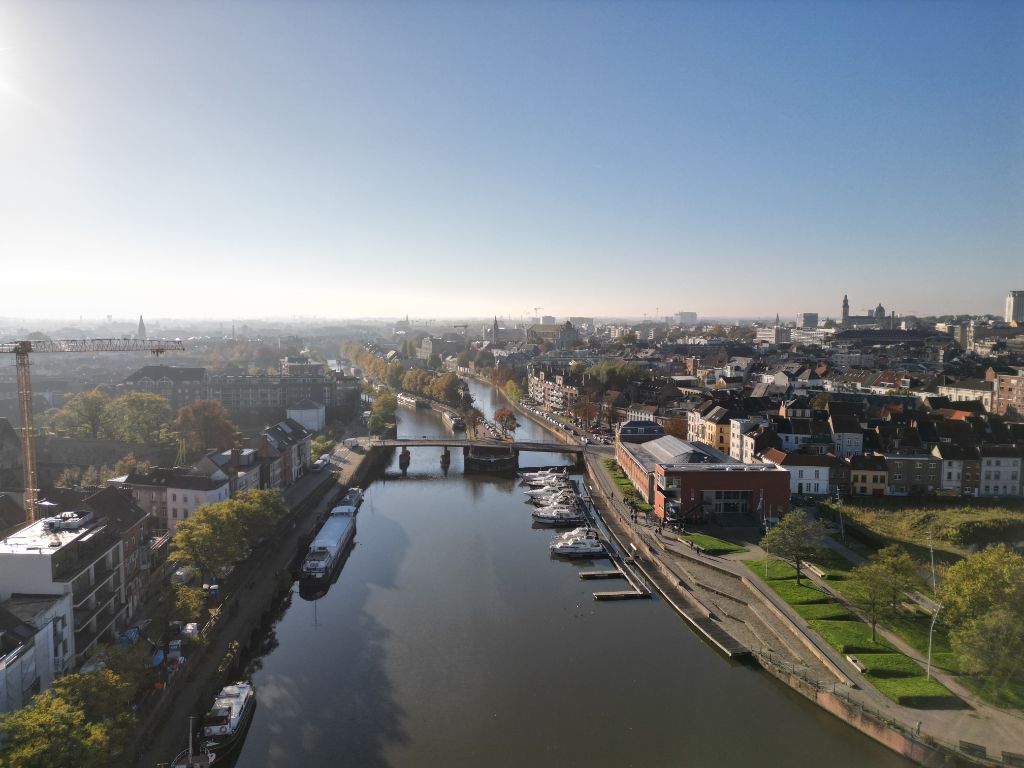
left=523, top=485, right=570, bottom=498
left=528, top=491, right=575, bottom=505
left=554, top=526, right=599, bottom=542
left=532, top=508, right=586, bottom=526
left=550, top=536, right=605, bottom=557
left=519, top=468, right=565, bottom=481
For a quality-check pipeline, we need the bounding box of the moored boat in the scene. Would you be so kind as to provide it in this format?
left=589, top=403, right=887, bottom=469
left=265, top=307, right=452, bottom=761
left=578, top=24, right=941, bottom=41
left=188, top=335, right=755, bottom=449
left=201, top=682, right=255, bottom=760
left=442, top=411, right=466, bottom=430
left=301, top=515, right=357, bottom=582
left=550, top=536, right=605, bottom=557
left=532, top=508, right=586, bottom=526
left=342, top=487, right=364, bottom=507
left=171, top=716, right=216, bottom=768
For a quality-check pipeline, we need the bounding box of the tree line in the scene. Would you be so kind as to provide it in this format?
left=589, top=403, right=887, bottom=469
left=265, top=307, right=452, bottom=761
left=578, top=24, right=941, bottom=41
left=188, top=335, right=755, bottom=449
left=43, top=388, right=239, bottom=457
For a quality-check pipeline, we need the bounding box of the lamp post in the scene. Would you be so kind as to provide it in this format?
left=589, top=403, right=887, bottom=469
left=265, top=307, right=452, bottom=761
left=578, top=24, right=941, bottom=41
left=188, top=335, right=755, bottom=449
left=926, top=603, right=943, bottom=680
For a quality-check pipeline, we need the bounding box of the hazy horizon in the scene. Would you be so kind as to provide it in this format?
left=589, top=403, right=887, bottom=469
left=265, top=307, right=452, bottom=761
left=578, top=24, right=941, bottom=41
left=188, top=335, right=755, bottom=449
left=1, top=1, right=1020, bottom=320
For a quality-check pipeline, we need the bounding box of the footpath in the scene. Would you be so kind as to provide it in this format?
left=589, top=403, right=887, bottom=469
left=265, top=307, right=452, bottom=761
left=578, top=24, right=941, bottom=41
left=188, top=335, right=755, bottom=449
left=129, top=438, right=373, bottom=768
left=581, top=447, right=1024, bottom=766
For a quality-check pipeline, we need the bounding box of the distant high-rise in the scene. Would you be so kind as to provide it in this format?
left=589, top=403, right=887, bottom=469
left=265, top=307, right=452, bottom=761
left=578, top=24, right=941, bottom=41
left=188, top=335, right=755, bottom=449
left=541, top=315, right=556, bottom=325
left=137, top=315, right=147, bottom=340
left=674, top=311, right=698, bottom=325
left=1006, top=291, right=1024, bottom=325
left=797, top=312, right=818, bottom=328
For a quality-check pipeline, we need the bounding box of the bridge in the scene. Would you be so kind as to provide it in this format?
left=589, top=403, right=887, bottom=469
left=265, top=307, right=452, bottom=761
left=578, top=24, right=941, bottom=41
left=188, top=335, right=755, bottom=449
left=372, top=437, right=581, bottom=453
left=370, top=437, right=584, bottom=473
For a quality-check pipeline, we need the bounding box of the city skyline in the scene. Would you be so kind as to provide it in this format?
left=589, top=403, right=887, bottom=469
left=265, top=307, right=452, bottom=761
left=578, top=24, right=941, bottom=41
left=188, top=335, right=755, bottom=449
left=1, top=1, right=1021, bottom=319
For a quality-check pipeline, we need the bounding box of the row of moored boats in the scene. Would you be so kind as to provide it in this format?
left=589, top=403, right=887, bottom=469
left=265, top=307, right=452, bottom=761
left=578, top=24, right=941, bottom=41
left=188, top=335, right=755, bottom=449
left=519, top=469, right=606, bottom=558
left=172, top=486, right=366, bottom=767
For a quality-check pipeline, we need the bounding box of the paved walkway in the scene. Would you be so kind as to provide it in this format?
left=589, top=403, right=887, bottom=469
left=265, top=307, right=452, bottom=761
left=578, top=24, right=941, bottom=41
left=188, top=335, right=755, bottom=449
left=583, top=451, right=1024, bottom=762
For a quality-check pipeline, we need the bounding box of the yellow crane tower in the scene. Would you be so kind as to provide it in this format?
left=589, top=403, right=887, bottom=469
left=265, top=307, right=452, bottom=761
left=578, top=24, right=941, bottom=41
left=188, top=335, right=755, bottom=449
left=0, top=338, right=186, bottom=522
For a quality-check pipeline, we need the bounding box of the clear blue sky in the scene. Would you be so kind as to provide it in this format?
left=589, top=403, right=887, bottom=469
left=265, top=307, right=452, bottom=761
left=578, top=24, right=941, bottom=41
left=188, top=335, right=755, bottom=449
left=0, top=0, right=1020, bottom=321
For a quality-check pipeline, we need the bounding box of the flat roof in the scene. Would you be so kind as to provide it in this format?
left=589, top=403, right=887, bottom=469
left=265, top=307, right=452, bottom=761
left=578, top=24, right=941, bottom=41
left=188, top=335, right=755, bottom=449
left=0, top=516, right=93, bottom=556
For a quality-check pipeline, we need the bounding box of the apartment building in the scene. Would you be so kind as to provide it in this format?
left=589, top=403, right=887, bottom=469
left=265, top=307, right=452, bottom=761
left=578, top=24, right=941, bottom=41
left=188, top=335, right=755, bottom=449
left=0, top=511, right=126, bottom=669
left=979, top=446, right=1023, bottom=498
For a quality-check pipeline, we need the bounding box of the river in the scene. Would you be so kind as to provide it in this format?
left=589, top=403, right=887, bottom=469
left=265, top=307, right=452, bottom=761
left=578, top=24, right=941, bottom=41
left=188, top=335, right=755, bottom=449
left=231, top=378, right=911, bottom=767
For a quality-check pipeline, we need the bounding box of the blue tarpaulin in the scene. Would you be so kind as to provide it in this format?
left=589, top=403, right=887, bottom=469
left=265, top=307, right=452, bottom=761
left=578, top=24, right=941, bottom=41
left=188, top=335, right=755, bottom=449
left=151, top=649, right=165, bottom=667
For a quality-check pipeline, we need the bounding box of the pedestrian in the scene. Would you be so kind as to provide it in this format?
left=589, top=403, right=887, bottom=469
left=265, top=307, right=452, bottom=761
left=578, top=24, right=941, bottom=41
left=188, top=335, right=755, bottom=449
left=915, top=721, right=921, bottom=736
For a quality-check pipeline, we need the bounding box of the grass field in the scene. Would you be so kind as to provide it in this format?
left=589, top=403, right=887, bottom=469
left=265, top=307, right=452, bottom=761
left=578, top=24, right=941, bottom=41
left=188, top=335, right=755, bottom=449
left=602, top=459, right=654, bottom=513
left=676, top=533, right=748, bottom=556
left=744, top=558, right=961, bottom=708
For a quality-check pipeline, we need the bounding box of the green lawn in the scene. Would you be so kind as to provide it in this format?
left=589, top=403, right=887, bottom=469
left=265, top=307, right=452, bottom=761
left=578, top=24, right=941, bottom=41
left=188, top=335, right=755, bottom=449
left=744, top=558, right=961, bottom=709
left=676, top=533, right=748, bottom=556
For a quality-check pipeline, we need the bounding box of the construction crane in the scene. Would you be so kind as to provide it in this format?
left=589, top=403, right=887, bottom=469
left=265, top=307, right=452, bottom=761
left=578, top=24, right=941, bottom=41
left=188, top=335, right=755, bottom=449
left=0, top=338, right=186, bottom=522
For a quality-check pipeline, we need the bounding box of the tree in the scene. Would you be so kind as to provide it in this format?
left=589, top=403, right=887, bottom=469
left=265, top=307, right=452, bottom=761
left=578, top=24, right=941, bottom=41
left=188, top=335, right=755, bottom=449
left=950, top=607, right=1024, bottom=691
left=494, top=407, right=518, bottom=436
left=105, top=393, right=172, bottom=444
left=504, top=380, right=523, bottom=402
left=52, top=389, right=112, bottom=439
left=572, top=396, right=599, bottom=428
left=112, top=453, right=151, bottom=477
left=55, top=466, right=82, bottom=488
left=175, top=583, right=208, bottom=624
left=0, top=670, right=133, bottom=768
left=231, top=489, right=288, bottom=546
left=311, top=435, right=334, bottom=457
left=941, top=544, right=1024, bottom=627
left=367, top=413, right=388, bottom=435
left=850, top=560, right=892, bottom=642
left=176, top=400, right=239, bottom=455
left=810, top=393, right=832, bottom=410
left=759, top=509, right=826, bottom=585
left=463, top=407, right=484, bottom=436
left=171, top=502, right=245, bottom=578
left=872, top=546, right=919, bottom=614
left=475, top=349, right=495, bottom=369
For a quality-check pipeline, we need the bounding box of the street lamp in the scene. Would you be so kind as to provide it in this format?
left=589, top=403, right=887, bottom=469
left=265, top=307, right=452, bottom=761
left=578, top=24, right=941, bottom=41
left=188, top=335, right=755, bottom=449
left=928, top=531, right=937, bottom=594
left=926, top=603, right=943, bottom=680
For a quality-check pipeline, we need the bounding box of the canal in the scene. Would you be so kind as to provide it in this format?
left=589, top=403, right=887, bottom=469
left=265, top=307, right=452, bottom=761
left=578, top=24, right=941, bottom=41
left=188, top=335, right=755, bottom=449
left=231, top=378, right=912, bottom=767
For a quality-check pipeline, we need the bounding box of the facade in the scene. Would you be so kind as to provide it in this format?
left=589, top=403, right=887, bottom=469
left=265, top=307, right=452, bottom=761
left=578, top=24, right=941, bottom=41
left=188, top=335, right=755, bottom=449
left=931, top=444, right=981, bottom=496
left=761, top=449, right=833, bottom=496
left=1006, top=290, right=1024, bottom=324
left=81, top=487, right=149, bottom=620
left=797, top=312, right=819, bottom=328
left=260, top=419, right=312, bottom=485
left=883, top=454, right=941, bottom=496
left=616, top=436, right=790, bottom=522
left=936, top=380, right=993, bottom=411
left=286, top=399, right=326, bottom=432
left=195, top=448, right=262, bottom=495
left=849, top=455, right=888, bottom=496
left=986, top=366, right=1024, bottom=418
left=625, top=404, right=658, bottom=423
left=114, top=468, right=230, bottom=534
left=527, top=366, right=581, bottom=412
left=280, top=356, right=325, bottom=377
left=122, top=365, right=208, bottom=411
left=755, top=326, right=791, bottom=345
left=979, top=447, right=1023, bottom=498
left=0, top=512, right=126, bottom=668
left=0, top=605, right=57, bottom=712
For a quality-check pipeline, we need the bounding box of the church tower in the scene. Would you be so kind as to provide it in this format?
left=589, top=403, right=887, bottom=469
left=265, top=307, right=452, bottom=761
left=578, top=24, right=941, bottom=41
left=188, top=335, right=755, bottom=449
left=493, top=316, right=499, bottom=342
left=137, top=315, right=147, bottom=340
left=841, top=295, right=849, bottom=327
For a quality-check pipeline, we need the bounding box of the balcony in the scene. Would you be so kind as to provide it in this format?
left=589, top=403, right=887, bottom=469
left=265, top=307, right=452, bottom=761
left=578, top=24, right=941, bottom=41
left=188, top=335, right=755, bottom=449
left=74, top=587, right=119, bottom=631
left=72, top=567, right=117, bottom=608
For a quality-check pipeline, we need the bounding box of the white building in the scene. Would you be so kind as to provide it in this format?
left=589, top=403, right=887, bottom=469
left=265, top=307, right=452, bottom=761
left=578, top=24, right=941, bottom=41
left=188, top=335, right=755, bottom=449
left=1006, top=290, right=1024, bottom=324
left=979, top=447, right=1022, bottom=498
left=936, top=380, right=993, bottom=411
left=0, top=512, right=126, bottom=669
left=112, top=468, right=231, bottom=534
left=729, top=417, right=766, bottom=462
left=0, top=603, right=60, bottom=712
left=761, top=449, right=833, bottom=496
left=286, top=399, right=326, bottom=433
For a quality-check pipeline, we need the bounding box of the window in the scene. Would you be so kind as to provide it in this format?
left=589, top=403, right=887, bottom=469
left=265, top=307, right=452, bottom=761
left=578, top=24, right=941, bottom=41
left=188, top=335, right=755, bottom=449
left=814, top=470, right=820, bottom=479
left=171, top=493, right=177, bottom=501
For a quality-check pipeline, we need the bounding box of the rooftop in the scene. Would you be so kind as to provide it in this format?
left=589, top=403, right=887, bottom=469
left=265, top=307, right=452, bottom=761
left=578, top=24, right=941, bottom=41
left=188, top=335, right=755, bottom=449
left=0, top=513, right=99, bottom=557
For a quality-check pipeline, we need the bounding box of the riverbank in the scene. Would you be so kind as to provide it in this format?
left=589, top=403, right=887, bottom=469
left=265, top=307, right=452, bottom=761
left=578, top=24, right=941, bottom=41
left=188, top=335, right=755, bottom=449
left=582, top=447, right=1023, bottom=767
left=129, top=441, right=378, bottom=767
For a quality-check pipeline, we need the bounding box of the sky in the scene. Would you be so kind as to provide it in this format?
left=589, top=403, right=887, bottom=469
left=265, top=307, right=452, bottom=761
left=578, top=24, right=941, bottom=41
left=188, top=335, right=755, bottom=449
left=0, top=0, right=1021, bottom=322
